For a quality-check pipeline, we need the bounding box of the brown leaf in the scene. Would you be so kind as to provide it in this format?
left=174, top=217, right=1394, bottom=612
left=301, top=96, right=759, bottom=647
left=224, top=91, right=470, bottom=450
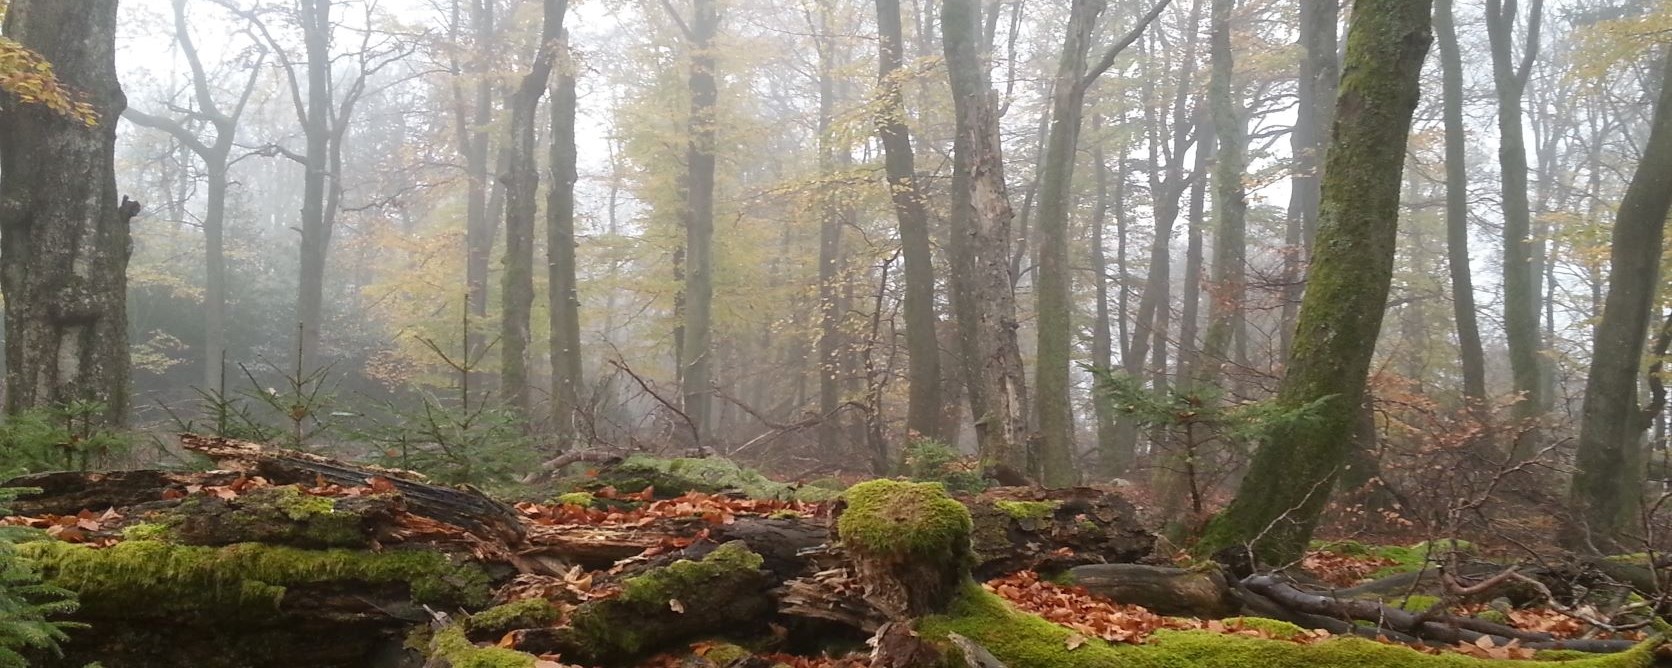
left=368, top=476, right=397, bottom=494
left=1065, top=634, right=1086, bottom=651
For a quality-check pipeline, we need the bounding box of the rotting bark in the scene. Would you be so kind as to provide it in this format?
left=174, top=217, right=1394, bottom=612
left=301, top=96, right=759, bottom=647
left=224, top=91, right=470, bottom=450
left=0, top=0, right=133, bottom=428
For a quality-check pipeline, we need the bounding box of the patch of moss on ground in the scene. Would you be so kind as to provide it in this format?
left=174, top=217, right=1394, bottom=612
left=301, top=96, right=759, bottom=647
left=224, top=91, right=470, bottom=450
left=468, top=598, right=561, bottom=637
left=1311, top=539, right=1474, bottom=579
left=1396, top=594, right=1441, bottom=612
left=920, top=583, right=1658, bottom=667
left=429, top=626, right=536, bottom=668
left=119, top=522, right=170, bottom=541
left=553, top=492, right=596, bottom=507
left=1217, top=617, right=1309, bottom=640
left=557, top=542, right=767, bottom=663
left=838, top=480, right=972, bottom=561
left=21, top=539, right=490, bottom=621
left=994, top=500, right=1060, bottom=520
left=597, top=456, right=839, bottom=502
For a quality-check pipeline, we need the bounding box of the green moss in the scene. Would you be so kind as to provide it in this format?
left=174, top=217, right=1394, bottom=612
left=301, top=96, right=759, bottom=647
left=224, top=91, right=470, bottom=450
left=600, top=456, right=839, bottom=502
left=699, top=642, right=754, bottom=664
left=561, top=542, right=765, bottom=661
left=920, top=583, right=1658, bottom=667
left=554, top=492, right=596, bottom=507
left=1310, top=539, right=1475, bottom=579
left=1397, top=595, right=1440, bottom=612
left=1477, top=609, right=1510, bottom=625
left=1217, top=617, right=1309, bottom=640
left=119, top=522, right=170, bottom=541
left=468, top=598, right=561, bottom=637
left=994, top=500, right=1060, bottom=520
left=838, top=480, right=972, bottom=561
left=21, top=539, right=491, bottom=621
left=162, top=486, right=370, bottom=548
left=429, top=626, right=537, bottom=668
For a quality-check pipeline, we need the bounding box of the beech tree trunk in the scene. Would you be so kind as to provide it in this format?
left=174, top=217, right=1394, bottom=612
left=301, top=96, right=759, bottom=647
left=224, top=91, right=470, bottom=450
left=1487, top=0, right=1546, bottom=443
left=1194, top=0, right=1247, bottom=389
left=679, top=0, right=721, bottom=443
left=1199, top=0, right=1433, bottom=564
left=1435, top=0, right=1489, bottom=404
left=501, top=0, right=568, bottom=421
left=295, top=0, right=333, bottom=374
left=943, top=0, right=1028, bottom=474
left=1571, top=45, right=1672, bottom=550
left=1034, top=0, right=1105, bottom=488
left=1091, top=116, right=1126, bottom=477
left=0, top=0, right=132, bottom=427
left=875, top=0, right=943, bottom=445
left=548, top=31, right=583, bottom=447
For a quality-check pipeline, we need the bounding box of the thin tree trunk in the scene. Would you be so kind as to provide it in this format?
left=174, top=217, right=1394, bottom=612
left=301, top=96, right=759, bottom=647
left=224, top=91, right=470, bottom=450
left=1091, top=114, right=1127, bottom=477
left=548, top=31, right=583, bottom=448
left=1571, top=45, right=1672, bottom=550
left=679, top=0, right=721, bottom=443
left=295, top=0, right=333, bottom=374
left=816, top=1, right=845, bottom=454
left=1486, top=0, right=1546, bottom=442
left=1279, top=0, right=1339, bottom=358
left=501, top=0, right=567, bottom=421
left=1194, top=0, right=1247, bottom=389
left=1435, top=0, right=1488, bottom=405
left=1198, top=0, right=1433, bottom=564
left=0, top=0, right=132, bottom=427
left=875, top=0, right=943, bottom=445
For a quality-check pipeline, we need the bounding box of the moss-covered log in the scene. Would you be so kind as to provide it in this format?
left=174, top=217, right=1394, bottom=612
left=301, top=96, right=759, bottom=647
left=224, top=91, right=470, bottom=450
left=965, top=486, right=1153, bottom=578
left=509, top=541, right=772, bottom=666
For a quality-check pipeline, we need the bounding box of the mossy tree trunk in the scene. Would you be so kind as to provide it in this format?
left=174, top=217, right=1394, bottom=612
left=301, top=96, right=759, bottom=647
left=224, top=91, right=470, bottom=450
left=1571, top=45, right=1672, bottom=551
left=678, top=0, right=721, bottom=443
left=0, top=0, right=132, bottom=428
left=1278, top=0, right=1338, bottom=358
left=1197, top=0, right=1434, bottom=565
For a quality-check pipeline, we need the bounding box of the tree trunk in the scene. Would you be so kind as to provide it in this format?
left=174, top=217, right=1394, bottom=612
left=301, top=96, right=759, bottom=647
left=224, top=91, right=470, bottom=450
left=463, top=0, right=499, bottom=384
left=1487, top=0, right=1546, bottom=443
left=875, top=0, right=943, bottom=445
left=816, top=2, right=845, bottom=455
left=1091, top=116, right=1126, bottom=477
left=1435, top=0, right=1488, bottom=405
left=1179, top=114, right=1211, bottom=383
left=0, top=0, right=131, bottom=427
left=1570, top=45, right=1672, bottom=550
left=1194, top=0, right=1247, bottom=389
left=943, top=0, right=1028, bottom=474
left=501, top=0, right=567, bottom=421
left=680, top=0, right=721, bottom=443
left=1279, top=0, right=1339, bottom=358
left=295, top=0, right=333, bottom=374
left=1034, top=0, right=1107, bottom=488
left=548, top=31, right=582, bottom=448
left=1198, top=0, right=1433, bottom=564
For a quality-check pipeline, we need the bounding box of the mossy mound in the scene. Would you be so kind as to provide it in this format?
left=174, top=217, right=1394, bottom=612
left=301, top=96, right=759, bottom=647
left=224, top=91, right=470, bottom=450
left=157, top=485, right=383, bottom=549
left=838, top=480, right=973, bottom=562
left=994, top=500, right=1060, bottom=520
left=467, top=598, right=562, bottom=639
left=21, top=539, right=491, bottom=621
left=430, top=626, right=538, bottom=668
left=583, top=456, right=838, bottom=502
left=922, top=584, right=1657, bottom=667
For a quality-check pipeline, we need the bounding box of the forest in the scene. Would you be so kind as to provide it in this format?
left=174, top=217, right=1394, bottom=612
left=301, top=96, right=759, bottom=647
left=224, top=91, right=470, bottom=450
left=0, top=0, right=1671, bottom=665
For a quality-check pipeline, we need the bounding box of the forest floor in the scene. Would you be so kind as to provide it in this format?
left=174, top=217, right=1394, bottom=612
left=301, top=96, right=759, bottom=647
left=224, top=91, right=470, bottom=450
left=2, top=438, right=1665, bottom=667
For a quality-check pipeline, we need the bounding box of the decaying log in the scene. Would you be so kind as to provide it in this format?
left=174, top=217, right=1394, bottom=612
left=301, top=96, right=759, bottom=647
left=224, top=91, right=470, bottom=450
left=965, top=486, right=1154, bottom=579
left=1069, top=563, right=1243, bottom=617
left=7, top=469, right=241, bottom=516
left=181, top=434, right=527, bottom=543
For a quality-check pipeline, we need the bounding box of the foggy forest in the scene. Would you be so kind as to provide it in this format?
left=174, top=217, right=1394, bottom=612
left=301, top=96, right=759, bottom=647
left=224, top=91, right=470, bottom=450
left=2, top=0, right=1672, bottom=665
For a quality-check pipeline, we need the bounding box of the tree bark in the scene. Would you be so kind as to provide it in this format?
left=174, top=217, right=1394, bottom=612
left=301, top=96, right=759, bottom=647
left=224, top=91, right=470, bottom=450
left=548, top=31, right=583, bottom=447
left=1434, top=0, right=1488, bottom=405
left=679, top=0, right=721, bottom=443
left=295, top=0, right=333, bottom=374
left=0, top=0, right=131, bottom=427
left=1279, top=0, right=1339, bottom=358
left=1033, top=0, right=1106, bottom=488
left=943, top=0, right=1028, bottom=474
left=875, top=0, right=943, bottom=445
left=1198, top=0, right=1433, bottom=564
left=1486, top=0, right=1546, bottom=442
left=1571, top=45, right=1672, bottom=550
left=1091, top=116, right=1126, bottom=477
left=501, top=0, right=568, bottom=421
left=1194, top=0, right=1247, bottom=389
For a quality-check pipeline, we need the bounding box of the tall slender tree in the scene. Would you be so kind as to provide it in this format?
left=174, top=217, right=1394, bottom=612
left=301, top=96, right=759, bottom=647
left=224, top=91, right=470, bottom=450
left=675, top=0, right=721, bottom=443
left=1199, top=0, right=1434, bottom=564
left=1571, top=45, right=1672, bottom=550
left=123, top=0, right=265, bottom=394
left=1278, top=0, right=1338, bottom=356
left=548, top=29, right=583, bottom=447
left=1435, top=0, right=1488, bottom=404
left=501, top=0, right=568, bottom=420
left=0, top=0, right=133, bottom=427
left=874, top=0, right=943, bottom=445
left=1194, top=0, right=1247, bottom=388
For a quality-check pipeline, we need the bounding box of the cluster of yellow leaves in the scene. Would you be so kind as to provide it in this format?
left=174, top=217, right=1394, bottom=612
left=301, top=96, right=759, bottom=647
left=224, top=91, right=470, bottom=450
left=0, top=37, right=97, bottom=125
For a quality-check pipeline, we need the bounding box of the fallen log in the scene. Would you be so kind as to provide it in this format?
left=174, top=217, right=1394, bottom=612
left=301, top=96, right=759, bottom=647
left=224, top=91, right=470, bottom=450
left=1069, top=563, right=1243, bottom=617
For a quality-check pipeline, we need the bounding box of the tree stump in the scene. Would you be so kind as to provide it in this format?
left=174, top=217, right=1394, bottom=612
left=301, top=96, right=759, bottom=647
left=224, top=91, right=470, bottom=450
left=837, top=480, right=974, bottom=620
